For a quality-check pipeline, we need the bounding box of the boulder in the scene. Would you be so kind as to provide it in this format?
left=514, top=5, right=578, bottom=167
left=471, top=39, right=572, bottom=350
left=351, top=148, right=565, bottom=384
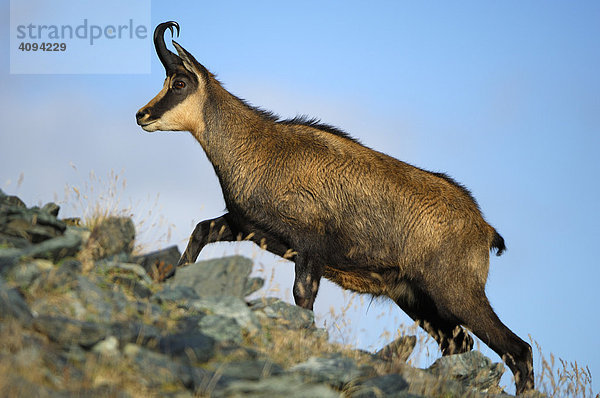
left=84, top=217, right=135, bottom=260
left=374, top=335, right=416, bottom=363
left=215, top=359, right=284, bottom=381
left=350, top=374, right=414, bottom=398
left=167, top=256, right=254, bottom=298
left=157, top=331, right=217, bottom=363
left=0, top=198, right=66, bottom=244
left=33, top=315, right=110, bottom=348
left=25, top=227, right=82, bottom=262
left=199, top=314, right=245, bottom=344
left=152, top=285, right=200, bottom=303
left=190, top=295, right=260, bottom=334
left=123, top=343, right=200, bottom=390
left=0, top=276, right=34, bottom=327
left=427, top=350, right=505, bottom=394
left=212, top=375, right=341, bottom=398
left=250, top=297, right=314, bottom=329
left=289, top=353, right=371, bottom=389
left=133, top=245, right=180, bottom=280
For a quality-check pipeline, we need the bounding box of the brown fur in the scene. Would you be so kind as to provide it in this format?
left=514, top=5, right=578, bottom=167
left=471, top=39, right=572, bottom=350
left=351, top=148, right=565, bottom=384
left=136, top=26, right=534, bottom=394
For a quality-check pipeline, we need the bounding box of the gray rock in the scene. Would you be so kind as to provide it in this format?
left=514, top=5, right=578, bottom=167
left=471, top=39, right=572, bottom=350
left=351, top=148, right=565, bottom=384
left=173, top=314, right=206, bottom=330
left=24, top=227, right=82, bottom=262
left=199, top=314, right=244, bottom=344
left=111, top=275, right=152, bottom=299
left=41, top=202, right=60, bottom=217
left=214, top=359, right=283, bottom=381
left=0, top=201, right=66, bottom=243
left=0, top=247, right=25, bottom=274
left=123, top=343, right=197, bottom=389
left=60, top=343, right=88, bottom=367
left=130, top=300, right=163, bottom=321
left=30, top=291, right=87, bottom=319
left=243, top=276, right=265, bottom=297
left=33, top=315, right=110, bottom=348
left=0, top=234, right=31, bottom=249
left=350, top=374, right=415, bottom=398
left=427, top=350, right=505, bottom=393
left=133, top=245, right=181, bottom=280
left=0, top=374, right=65, bottom=398
left=0, top=276, right=34, bottom=326
left=85, top=217, right=135, bottom=260
left=398, top=366, right=468, bottom=397
left=97, top=261, right=153, bottom=284
left=36, top=259, right=82, bottom=291
left=167, top=256, right=253, bottom=298
left=158, top=331, right=217, bottom=363
left=250, top=297, right=314, bottom=329
left=153, top=285, right=200, bottom=303
left=74, top=275, right=116, bottom=322
left=110, top=285, right=130, bottom=315
left=6, top=259, right=51, bottom=288
left=212, top=374, right=341, bottom=398
left=289, top=353, right=370, bottom=389
left=110, top=321, right=161, bottom=347
left=48, top=272, right=133, bottom=323
left=190, top=295, right=260, bottom=334
left=77, top=386, right=132, bottom=398
left=0, top=192, right=26, bottom=209
left=216, top=343, right=262, bottom=363
left=92, top=335, right=120, bottom=357
left=374, top=335, right=416, bottom=363
left=11, top=340, right=86, bottom=391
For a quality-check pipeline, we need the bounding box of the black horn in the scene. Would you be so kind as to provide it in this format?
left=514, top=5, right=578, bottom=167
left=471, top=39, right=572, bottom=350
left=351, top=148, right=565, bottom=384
left=154, top=21, right=182, bottom=74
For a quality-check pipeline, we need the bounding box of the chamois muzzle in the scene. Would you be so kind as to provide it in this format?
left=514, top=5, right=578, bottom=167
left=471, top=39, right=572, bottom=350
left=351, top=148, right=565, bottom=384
left=154, top=21, right=182, bottom=74
left=135, top=109, right=150, bottom=125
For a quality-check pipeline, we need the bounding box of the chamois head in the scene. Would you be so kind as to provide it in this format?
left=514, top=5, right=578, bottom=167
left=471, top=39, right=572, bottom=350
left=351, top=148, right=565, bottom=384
left=136, top=21, right=208, bottom=133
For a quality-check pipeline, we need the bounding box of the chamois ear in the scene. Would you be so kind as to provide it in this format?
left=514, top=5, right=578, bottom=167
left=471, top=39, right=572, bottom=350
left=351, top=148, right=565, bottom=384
left=172, top=40, right=206, bottom=76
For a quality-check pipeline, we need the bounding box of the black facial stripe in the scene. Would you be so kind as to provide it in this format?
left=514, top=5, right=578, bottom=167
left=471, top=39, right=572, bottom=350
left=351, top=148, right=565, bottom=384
left=150, top=88, right=187, bottom=119
left=148, top=70, right=199, bottom=119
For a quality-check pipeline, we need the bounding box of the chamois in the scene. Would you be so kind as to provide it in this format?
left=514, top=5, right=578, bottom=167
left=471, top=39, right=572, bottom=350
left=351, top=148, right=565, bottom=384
left=136, top=21, right=534, bottom=394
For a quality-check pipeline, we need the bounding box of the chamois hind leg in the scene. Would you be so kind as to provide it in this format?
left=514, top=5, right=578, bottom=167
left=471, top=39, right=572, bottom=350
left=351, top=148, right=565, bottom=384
left=179, top=213, right=295, bottom=266
left=425, top=272, right=534, bottom=394
left=454, top=293, right=533, bottom=394
left=392, top=284, right=473, bottom=356
left=293, top=254, right=323, bottom=311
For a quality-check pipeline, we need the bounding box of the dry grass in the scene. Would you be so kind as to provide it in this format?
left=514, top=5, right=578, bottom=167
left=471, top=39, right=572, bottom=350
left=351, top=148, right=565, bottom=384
left=61, top=167, right=174, bottom=255
left=532, top=338, right=597, bottom=398
left=62, top=168, right=131, bottom=230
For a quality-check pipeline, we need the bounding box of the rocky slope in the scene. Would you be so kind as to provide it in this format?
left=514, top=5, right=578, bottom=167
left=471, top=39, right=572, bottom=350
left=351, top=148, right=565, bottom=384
left=0, top=189, right=539, bottom=397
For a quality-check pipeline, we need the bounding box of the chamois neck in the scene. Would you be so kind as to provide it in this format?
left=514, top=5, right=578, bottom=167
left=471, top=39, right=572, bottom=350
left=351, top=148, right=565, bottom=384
left=188, top=78, right=277, bottom=185
left=191, top=79, right=270, bottom=146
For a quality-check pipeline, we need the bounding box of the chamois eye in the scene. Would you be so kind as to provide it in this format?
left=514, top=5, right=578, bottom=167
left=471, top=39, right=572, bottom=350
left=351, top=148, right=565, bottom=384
left=173, top=81, right=186, bottom=89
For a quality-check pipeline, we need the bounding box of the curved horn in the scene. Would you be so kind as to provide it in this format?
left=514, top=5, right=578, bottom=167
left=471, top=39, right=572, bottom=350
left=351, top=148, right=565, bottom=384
left=154, top=21, right=182, bottom=73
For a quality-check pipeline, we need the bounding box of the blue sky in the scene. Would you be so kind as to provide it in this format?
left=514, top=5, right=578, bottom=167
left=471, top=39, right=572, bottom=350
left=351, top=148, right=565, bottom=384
left=2, top=1, right=599, bottom=393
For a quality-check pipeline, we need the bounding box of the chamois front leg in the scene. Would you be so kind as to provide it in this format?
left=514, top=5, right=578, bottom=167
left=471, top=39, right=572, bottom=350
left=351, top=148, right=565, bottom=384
left=293, top=255, right=322, bottom=311
left=178, top=214, right=296, bottom=266
left=178, top=215, right=234, bottom=266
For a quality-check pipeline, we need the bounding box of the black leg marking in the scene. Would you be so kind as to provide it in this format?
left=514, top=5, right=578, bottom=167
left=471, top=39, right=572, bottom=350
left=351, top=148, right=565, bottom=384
left=178, top=215, right=234, bottom=266
left=393, top=286, right=473, bottom=357
left=293, top=255, right=322, bottom=310
left=178, top=213, right=295, bottom=266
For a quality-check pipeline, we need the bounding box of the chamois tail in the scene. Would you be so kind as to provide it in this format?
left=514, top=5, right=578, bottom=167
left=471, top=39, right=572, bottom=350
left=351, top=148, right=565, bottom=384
left=491, top=230, right=506, bottom=256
